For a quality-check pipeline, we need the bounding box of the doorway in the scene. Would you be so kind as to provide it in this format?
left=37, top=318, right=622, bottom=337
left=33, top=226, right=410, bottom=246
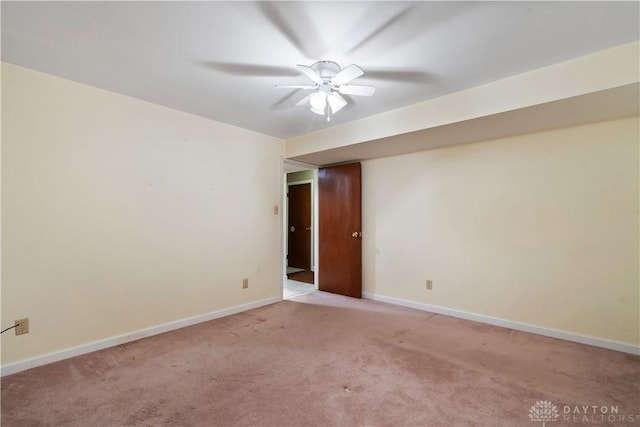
left=284, top=168, right=316, bottom=299
left=282, top=162, right=363, bottom=300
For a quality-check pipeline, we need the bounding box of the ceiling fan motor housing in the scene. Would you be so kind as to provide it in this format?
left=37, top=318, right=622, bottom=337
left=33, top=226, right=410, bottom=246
left=311, top=61, right=341, bottom=81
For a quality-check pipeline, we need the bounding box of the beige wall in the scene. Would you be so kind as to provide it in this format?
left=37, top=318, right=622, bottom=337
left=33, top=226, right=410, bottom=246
left=2, top=59, right=638, bottom=368
left=362, top=117, right=639, bottom=346
left=1, top=63, right=284, bottom=364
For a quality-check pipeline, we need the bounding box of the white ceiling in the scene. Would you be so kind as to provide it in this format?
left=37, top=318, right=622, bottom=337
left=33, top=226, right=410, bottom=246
left=2, top=1, right=639, bottom=140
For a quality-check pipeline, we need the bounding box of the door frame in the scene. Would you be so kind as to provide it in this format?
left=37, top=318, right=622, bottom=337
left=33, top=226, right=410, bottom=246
left=282, top=165, right=318, bottom=291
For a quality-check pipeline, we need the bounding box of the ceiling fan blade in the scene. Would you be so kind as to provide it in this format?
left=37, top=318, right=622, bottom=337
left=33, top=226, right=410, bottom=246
left=346, top=6, right=414, bottom=54
left=271, top=89, right=303, bottom=110
left=274, top=85, right=316, bottom=89
left=257, top=3, right=326, bottom=59
left=333, top=64, right=364, bottom=85
left=338, top=85, right=376, bottom=96
left=327, top=93, right=347, bottom=114
left=199, top=61, right=299, bottom=77
left=296, top=65, right=323, bottom=84
left=364, top=69, right=432, bottom=83
left=295, top=93, right=314, bottom=106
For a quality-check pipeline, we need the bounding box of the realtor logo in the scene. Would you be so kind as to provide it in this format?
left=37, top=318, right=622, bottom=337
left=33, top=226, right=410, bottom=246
left=530, top=400, right=560, bottom=427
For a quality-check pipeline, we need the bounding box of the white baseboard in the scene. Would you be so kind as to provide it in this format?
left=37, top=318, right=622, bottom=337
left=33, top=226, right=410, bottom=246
left=1, top=296, right=282, bottom=377
left=362, top=292, right=640, bottom=356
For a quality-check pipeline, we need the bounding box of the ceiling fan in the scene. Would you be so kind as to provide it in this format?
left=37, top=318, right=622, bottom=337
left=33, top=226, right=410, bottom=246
left=275, top=61, right=375, bottom=121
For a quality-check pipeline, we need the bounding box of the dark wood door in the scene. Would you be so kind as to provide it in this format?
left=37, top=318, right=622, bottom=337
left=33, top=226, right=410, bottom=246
left=287, top=183, right=311, bottom=270
left=318, top=163, right=362, bottom=298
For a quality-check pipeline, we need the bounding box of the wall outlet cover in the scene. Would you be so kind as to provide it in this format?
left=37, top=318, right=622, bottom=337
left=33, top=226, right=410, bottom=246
left=15, top=318, right=29, bottom=335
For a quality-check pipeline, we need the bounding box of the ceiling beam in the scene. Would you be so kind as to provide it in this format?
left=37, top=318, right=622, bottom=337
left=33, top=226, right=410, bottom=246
left=285, top=41, right=639, bottom=164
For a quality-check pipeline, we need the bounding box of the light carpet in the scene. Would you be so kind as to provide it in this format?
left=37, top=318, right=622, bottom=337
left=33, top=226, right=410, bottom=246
left=2, top=291, right=638, bottom=426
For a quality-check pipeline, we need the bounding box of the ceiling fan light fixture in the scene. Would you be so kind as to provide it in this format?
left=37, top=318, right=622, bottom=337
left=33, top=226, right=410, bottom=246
left=327, top=93, right=347, bottom=114
left=309, top=91, right=327, bottom=115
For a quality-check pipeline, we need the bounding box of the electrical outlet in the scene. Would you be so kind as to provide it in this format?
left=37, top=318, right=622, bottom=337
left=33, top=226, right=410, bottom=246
left=15, top=318, right=29, bottom=335
left=426, top=280, right=433, bottom=291
left=242, top=278, right=249, bottom=289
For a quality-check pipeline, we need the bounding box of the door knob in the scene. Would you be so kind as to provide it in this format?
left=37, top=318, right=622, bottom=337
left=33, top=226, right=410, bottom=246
left=290, top=226, right=295, bottom=232
left=351, top=231, right=362, bottom=238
